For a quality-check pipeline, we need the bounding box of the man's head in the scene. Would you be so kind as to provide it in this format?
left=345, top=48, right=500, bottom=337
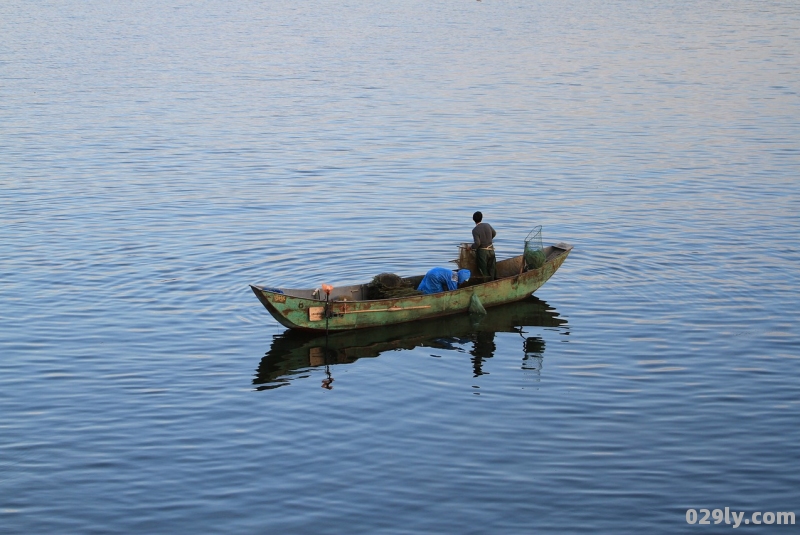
left=473, top=211, right=483, bottom=223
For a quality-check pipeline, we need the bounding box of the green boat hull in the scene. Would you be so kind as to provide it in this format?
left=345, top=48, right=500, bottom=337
left=251, top=243, right=572, bottom=332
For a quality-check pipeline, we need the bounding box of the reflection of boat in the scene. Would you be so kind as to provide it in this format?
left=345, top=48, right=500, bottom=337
left=251, top=243, right=573, bottom=332
left=253, top=296, right=567, bottom=390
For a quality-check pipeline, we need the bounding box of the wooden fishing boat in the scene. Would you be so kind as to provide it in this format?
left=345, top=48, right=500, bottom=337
left=250, top=242, right=573, bottom=332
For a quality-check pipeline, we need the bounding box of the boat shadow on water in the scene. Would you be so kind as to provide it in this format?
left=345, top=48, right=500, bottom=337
left=253, top=296, right=568, bottom=390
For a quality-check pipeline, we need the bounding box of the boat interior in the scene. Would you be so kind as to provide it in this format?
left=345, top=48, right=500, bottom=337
left=270, top=245, right=569, bottom=302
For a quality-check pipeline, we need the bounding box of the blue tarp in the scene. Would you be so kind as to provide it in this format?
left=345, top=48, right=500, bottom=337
left=417, top=268, right=471, bottom=294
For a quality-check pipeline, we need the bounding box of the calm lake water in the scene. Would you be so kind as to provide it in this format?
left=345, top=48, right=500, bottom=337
left=2, top=0, right=799, bottom=533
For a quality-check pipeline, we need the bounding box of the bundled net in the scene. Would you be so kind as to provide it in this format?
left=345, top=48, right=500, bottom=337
left=366, top=273, right=423, bottom=299
left=523, top=225, right=546, bottom=270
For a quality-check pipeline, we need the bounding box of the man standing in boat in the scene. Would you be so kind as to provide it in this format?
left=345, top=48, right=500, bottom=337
left=468, top=211, right=497, bottom=281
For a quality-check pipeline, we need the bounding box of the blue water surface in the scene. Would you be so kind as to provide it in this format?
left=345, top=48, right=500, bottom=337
left=2, top=1, right=799, bottom=533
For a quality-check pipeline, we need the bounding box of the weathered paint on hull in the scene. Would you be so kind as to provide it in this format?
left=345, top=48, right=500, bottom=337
left=251, top=246, right=571, bottom=332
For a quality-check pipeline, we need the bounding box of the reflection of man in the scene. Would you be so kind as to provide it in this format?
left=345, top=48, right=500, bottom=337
left=471, top=331, right=496, bottom=377
left=468, top=211, right=497, bottom=281
left=417, top=268, right=471, bottom=294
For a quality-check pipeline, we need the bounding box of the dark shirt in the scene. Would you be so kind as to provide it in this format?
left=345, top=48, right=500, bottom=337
left=472, top=222, right=496, bottom=249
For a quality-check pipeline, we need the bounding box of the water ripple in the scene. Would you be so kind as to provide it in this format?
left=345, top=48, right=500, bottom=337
left=2, top=0, right=800, bottom=533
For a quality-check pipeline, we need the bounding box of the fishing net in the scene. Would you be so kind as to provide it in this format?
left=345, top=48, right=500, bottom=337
left=366, top=273, right=423, bottom=299
left=468, top=293, right=486, bottom=316
left=523, top=225, right=546, bottom=269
